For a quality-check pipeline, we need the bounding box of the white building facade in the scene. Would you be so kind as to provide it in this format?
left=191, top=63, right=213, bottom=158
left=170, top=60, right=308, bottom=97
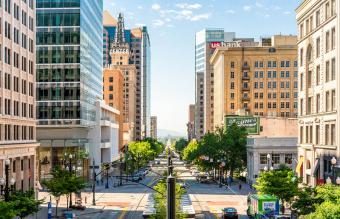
left=296, top=0, right=339, bottom=186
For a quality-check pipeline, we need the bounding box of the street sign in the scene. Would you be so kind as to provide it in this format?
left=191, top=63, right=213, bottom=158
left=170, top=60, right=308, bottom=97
left=225, top=116, right=260, bottom=134
left=47, top=202, right=52, bottom=219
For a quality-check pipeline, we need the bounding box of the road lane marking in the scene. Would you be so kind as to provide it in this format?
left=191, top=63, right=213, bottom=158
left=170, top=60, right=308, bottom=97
left=118, top=206, right=129, bottom=219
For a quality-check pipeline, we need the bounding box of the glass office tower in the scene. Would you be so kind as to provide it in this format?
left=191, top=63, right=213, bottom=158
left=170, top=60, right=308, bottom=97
left=36, top=0, right=103, bottom=126
left=36, top=0, right=103, bottom=176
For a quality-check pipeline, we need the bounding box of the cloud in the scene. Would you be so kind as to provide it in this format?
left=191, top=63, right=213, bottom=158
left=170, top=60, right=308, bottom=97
left=243, top=5, right=251, bottom=11
left=226, top=9, right=235, bottom=14
left=152, top=4, right=161, bottom=11
left=152, top=19, right=165, bottom=27
left=190, top=13, right=211, bottom=21
left=137, top=6, right=143, bottom=10
left=176, top=3, right=202, bottom=9
left=284, top=11, right=291, bottom=15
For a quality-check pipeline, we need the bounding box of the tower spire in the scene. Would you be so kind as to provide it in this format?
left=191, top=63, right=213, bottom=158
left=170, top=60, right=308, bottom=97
left=115, top=13, right=126, bottom=43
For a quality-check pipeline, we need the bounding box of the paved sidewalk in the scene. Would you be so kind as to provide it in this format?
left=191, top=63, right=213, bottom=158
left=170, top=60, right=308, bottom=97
left=226, top=179, right=255, bottom=195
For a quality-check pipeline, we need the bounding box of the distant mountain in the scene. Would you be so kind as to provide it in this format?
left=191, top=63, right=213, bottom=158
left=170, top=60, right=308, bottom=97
left=157, top=129, right=186, bottom=138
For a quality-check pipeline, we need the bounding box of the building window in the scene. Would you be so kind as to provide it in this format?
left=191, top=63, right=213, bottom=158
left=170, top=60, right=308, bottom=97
left=325, top=124, right=330, bottom=145
left=307, top=71, right=312, bottom=88
left=331, top=58, right=336, bottom=81
left=326, top=91, right=331, bottom=111
left=285, top=154, right=293, bottom=164
left=316, top=65, right=320, bottom=85
left=230, top=82, right=234, bottom=89
left=300, top=23, right=304, bottom=38
left=231, top=62, right=234, bottom=68
left=331, top=124, right=335, bottom=145
left=230, top=103, right=234, bottom=109
left=260, top=154, right=268, bottom=164
left=331, top=0, right=336, bottom=16
left=300, top=48, right=303, bottom=66
left=316, top=125, right=320, bottom=145
left=331, top=90, right=336, bottom=111
left=326, top=61, right=330, bottom=82
left=272, top=154, right=280, bottom=164
left=331, top=28, right=336, bottom=50
left=316, top=94, right=320, bottom=113
left=230, top=72, right=234, bottom=78
left=316, top=10, right=320, bottom=27
left=230, top=93, right=234, bottom=99
left=326, top=2, right=330, bottom=19
left=316, top=37, right=320, bottom=57
left=326, top=31, right=330, bottom=52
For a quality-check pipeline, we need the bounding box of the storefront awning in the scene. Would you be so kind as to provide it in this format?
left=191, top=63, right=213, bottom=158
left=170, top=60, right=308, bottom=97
left=312, top=158, right=320, bottom=176
left=296, top=156, right=304, bottom=172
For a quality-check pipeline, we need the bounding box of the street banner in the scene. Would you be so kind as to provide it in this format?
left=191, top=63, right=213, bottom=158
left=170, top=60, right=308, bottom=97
left=225, top=116, right=260, bottom=134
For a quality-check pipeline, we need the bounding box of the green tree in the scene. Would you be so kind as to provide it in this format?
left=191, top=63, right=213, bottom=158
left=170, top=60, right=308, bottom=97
left=174, top=138, right=188, bottom=153
left=254, top=165, right=298, bottom=214
left=9, top=189, right=44, bottom=219
left=182, top=140, right=198, bottom=162
left=0, top=201, right=18, bottom=219
left=300, top=184, right=340, bottom=219
left=153, top=180, right=186, bottom=219
left=127, top=141, right=154, bottom=171
left=291, top=186, right=317, bottom=216
left=223, top=123, right=247, bottom=177
left=42, top=167, right=85, bottom=216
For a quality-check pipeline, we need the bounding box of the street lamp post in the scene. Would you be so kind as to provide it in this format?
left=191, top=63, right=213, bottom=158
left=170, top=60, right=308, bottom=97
left=331, top=157, right=337, bottom=184
left=267, top=154, right=271, bottom=171
left=0, top=159, right=16, bottom=202
left=167, top=147, right=175, bottom=219
left=66, top=153, right=74, bottom=207
left=119, top=154, right=123, bottom=186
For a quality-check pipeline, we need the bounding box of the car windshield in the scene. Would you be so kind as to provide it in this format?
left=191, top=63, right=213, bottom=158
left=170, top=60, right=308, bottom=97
left=224, top=208, right=236, bottom=212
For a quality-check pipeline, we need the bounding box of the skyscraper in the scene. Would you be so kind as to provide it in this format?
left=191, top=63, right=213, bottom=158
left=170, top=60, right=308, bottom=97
left=0, top=0, right=38, bottom=191
left=104, top=13, right=137, bottom=145
left=103, top=11, right=151, bottom=141
left=195, top=29, right=235, bottom=139
left=36, top=0, right=103, bottom=173
left=150, top=116, right=157, bottom=139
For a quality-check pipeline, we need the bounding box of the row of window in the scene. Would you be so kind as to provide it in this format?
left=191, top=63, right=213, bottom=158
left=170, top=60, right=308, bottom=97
left=38, top=87, right=80, bottom=101
left=2, top=0, right=34, bottom=27
left=38, top=106, right=80, bottom=120
left=37, top=48, right=80, bottom=64
left=260, top=154, right=293, bottom=165
left=37, top=31, right=80, bottom=45
left=300, top=123, right=336, bottom=146
left=252, top=92, right=298, bottom=99
left=254, top=102, right=295, bottom=109
left=0, top=124, right=34, bottom=141
left=300, top=89, right=336, bottom=115
left=37, top=68, right=80, bottom=82
left=0, top=98, right=34, bottom=118
left=253, top=71, right=298, bottom=78
left=253, top=81, right=294, bottom=89
left=1, top=46, right=34, bottom=74
left=1, top=73, right=34, bottom=96
left=254, top=61, right=297, bottom=68
left=299, top=0, right=336, bottom=39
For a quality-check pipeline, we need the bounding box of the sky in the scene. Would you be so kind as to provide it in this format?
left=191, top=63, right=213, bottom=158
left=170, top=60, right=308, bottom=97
left=104, top=0, right=302, bottom=134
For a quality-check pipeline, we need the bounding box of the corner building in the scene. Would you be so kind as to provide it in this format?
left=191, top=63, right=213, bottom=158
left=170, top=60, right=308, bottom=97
left=0, top=0, right=38, bottom=191
left=211, top=35, right=298, bottom=128
left=296, top=0, right=339, bottom=186
left=36, top=0, right=103, bottom=176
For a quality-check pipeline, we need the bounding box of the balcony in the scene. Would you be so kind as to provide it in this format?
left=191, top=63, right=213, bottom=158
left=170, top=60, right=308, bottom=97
left=101, top=117, right=112, bottom=127
left=242, top=75, right=250, bottom=80
left=242, top=65, right=250, bottom=70
left=101, top=139, right=110, bottom=148
left=242, top=96, right=250, bottom=101
left=242, top=87, right=250, bottom=91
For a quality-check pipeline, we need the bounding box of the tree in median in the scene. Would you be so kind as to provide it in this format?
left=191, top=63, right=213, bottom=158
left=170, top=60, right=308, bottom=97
left=174, top=138, right=188, bottom=153
left=254, top=165, right=298, bottom=214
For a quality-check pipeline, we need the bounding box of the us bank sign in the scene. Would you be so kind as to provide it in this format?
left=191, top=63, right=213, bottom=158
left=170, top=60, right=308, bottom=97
left=210, top=41, right=258, bottom=49
left=225, top=116, right=260, bottom=135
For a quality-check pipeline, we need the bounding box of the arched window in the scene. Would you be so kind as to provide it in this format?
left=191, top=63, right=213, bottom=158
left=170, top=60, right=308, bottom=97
left=306, top=44, right=313, bottom=63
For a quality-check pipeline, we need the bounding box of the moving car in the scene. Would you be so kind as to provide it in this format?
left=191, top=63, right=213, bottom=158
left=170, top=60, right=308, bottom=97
left=222, top=207, right=238, bottom=219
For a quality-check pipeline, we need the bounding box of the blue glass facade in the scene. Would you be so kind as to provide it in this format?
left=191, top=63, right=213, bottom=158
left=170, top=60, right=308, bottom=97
left=36, top=0, right=103, bottom=126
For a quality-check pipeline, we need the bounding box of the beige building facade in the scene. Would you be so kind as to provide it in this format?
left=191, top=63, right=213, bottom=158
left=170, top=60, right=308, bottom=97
left=187, top=104, right=195, bottom=140
left=296, top=0, right=339, bottom=186
left=211, top=35, right=298, bottom=129
left=0, top=0, right=39, bottom=191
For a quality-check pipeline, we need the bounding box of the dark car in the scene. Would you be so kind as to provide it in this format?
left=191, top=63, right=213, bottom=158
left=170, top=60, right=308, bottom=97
left=222, top=207, right=238, bottom=219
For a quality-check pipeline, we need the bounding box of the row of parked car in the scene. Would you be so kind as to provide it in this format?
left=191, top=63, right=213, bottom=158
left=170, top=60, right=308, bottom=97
left=132, top=167, right=150, bottom=181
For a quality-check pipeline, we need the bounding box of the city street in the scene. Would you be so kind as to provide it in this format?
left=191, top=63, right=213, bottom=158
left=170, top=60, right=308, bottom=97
left=33, top=154, right=251, bottom=219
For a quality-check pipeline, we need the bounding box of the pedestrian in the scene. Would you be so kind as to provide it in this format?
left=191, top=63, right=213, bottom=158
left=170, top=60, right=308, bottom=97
left=239, top=184, right=242, bottom=190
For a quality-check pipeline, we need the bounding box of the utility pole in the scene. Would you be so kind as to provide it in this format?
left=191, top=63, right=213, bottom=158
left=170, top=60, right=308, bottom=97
left=167, top=149, right=175, bottom=219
